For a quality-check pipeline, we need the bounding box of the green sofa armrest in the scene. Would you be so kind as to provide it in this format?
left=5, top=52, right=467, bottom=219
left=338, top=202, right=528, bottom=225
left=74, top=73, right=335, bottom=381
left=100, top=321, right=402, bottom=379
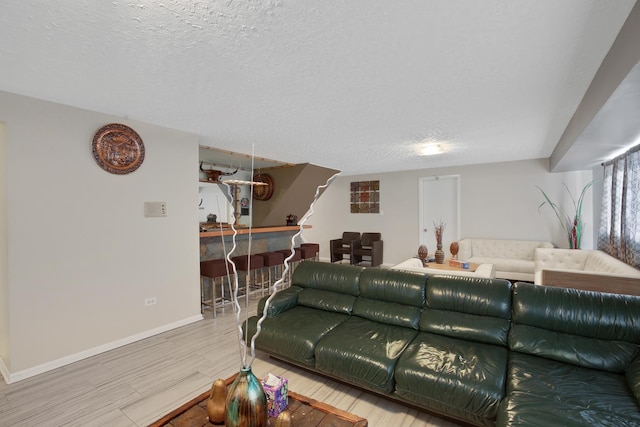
left=258, top=286, right=303, bottom=317
left=626, top=352, right=640, bottom=403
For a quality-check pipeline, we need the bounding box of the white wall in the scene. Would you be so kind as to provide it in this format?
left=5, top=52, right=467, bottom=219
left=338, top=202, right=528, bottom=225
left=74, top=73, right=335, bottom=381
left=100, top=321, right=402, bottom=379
left=303, top=158, right=594, bottom=265
left=1, top=91, right=202, bottom=382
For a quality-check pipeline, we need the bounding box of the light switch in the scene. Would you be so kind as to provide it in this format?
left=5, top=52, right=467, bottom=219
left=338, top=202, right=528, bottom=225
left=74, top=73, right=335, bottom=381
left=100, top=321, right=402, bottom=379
left=144, top=202, right=167, bottom=217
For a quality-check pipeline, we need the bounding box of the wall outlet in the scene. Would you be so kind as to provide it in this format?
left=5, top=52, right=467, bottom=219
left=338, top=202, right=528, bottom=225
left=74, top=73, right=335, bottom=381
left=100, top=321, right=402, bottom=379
left=144, top=297, right=157, bottom=306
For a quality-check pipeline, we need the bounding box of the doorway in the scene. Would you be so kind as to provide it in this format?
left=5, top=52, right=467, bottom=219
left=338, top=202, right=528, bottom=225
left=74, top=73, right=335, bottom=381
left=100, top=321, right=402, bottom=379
left=418, top=175, right=461, bottom=258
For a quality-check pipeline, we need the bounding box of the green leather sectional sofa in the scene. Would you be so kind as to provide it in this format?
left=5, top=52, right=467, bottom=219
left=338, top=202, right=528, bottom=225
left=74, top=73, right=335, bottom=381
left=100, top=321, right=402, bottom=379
left=245, top=261, right=640, bottom=426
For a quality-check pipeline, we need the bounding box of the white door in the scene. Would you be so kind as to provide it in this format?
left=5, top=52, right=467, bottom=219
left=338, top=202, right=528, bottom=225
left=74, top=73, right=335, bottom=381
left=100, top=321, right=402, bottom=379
left=419, top=175, right=460, bottom=258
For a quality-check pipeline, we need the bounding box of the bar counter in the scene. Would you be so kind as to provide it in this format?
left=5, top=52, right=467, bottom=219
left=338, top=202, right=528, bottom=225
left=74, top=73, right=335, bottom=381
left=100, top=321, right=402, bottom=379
left=199, top=225, right=310, bottom=238
left=199, top=225, right=311, bottom=261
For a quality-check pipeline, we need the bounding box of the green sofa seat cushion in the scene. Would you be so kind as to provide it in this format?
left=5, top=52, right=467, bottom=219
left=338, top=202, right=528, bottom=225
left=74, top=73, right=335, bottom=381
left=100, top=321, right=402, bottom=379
left=246, top=306, right=350, bottom=367
left=395, top=332, right=508, bottom=427
left=497, top=352, right=640, bottom=426
left=314, top=316, right=418, bottom=394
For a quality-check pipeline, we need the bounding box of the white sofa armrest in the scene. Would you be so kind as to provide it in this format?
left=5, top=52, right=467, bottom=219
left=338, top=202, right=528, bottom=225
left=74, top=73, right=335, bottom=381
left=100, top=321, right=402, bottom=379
left=540, top=269, right=640, bottom=296
left=534, top=248, right=640, bottom=286
left=391, top=258, right=424, bottom=270
left=474, top=263, right=496, bottom=279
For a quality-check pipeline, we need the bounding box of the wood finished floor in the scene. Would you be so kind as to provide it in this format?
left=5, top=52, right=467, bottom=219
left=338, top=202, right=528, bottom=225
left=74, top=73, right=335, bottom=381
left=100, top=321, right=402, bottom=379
left=0, top=297, right=462, bottom=427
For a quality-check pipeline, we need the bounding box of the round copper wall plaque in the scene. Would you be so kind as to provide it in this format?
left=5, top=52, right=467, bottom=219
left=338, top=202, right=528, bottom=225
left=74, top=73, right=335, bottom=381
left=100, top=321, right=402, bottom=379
left=92, top=123, right=145, bottom=174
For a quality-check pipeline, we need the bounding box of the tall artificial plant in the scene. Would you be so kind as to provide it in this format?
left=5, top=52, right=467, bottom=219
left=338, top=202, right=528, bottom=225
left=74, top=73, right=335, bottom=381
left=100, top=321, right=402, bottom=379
left=536, top=181, right=595, bottom=249
left=433, top=220, right=445, bottom=247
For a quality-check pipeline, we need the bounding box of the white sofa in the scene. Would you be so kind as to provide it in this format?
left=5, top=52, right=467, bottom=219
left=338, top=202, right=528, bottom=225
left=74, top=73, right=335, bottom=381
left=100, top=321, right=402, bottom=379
left=390, top=257, right=496, bottom=278
left=534, top=248, right=640, bottom=294
left=457, top=238, right=554, bottom=282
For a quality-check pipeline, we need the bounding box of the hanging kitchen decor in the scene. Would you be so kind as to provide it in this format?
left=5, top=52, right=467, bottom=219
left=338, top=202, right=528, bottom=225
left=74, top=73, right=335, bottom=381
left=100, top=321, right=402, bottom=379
left=252, top=173, right=274, bottom=201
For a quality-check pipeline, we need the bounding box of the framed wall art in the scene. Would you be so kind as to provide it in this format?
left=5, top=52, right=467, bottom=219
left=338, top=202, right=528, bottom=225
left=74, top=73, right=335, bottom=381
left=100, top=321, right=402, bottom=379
left=350, top=180, right=380, bottom=213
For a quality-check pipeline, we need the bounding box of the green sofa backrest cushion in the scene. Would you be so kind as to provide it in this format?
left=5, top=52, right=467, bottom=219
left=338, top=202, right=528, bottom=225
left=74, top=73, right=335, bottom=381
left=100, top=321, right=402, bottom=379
left=510, top=282, right=640, bottom=372
left=353, top=268, right=427, bottom=329
left=291, top=261, right=363, bottom=314
left=359, top=268, right=427, bottom=307
left=292, top=261, right=363, bottom=296
left=420, top=276, right=513, bottom=346
left=259, top=286, right=303, bottom=317
left=297, top=288, right=357, bottom=314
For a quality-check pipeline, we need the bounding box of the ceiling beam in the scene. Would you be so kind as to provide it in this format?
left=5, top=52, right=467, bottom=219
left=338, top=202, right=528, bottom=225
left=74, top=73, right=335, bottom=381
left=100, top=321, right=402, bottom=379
left=550, top=0, right=640, bottom=171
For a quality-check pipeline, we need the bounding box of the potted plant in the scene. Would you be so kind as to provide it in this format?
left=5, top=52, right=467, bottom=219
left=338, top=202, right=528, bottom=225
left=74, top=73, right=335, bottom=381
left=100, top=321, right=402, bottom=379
left=537, top=181, right=595, bottom=249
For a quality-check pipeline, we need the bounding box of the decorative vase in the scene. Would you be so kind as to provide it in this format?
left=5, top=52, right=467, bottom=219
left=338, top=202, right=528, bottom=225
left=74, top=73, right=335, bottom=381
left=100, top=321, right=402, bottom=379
left=435, top=244, right=445, bottom=264
left=207, top=378, right=228, bottom=424
left=450, top=241, right=459, bottom=260
left=225, top=367, right=267, bottom=427
left=418, top=245, right=428, bottom=266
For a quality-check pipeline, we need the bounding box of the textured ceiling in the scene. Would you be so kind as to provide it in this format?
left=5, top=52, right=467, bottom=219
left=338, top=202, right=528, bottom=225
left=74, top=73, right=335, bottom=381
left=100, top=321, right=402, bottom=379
left=0, top=1, right=637, bottom=175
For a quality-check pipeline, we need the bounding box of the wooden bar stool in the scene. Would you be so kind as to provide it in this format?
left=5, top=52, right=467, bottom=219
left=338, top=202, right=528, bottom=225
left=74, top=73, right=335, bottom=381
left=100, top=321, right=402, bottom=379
left=231, top=254, right=265, bottom=305
left=200, top=259, right=233, bottom=318
left=256, top=251, right=285, bottom=294
left=296, top=246, right=316, bottom=264
left=300, top=243, right=320, bottom=261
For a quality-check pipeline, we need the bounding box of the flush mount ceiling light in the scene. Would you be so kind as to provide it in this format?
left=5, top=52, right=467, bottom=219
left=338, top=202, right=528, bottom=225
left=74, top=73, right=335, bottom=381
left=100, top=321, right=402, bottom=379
left=417, top=142, right=446, bottom=156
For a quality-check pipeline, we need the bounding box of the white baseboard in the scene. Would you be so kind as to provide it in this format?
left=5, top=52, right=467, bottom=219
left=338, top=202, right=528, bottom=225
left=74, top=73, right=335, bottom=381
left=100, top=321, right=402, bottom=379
left=2, top=314, right=203, bottom=384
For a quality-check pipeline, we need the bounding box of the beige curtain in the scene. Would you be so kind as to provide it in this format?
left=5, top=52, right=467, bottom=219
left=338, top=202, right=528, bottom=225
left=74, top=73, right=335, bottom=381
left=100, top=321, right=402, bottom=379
left=598, top=144, right=640, bottom=268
